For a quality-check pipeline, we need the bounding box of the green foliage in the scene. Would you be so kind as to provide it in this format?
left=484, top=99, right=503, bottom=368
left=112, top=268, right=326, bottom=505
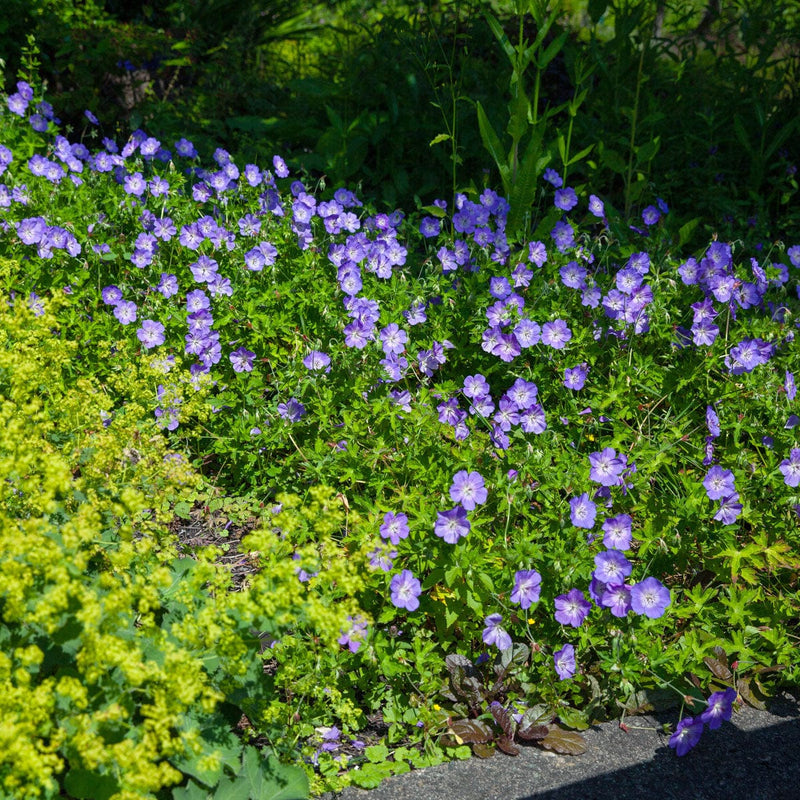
left=570, top=0, right=800, bottom=243
left=0, top=296, right=364, bottom=797
left=0, top=53, right=799, bottom=795
left=476, top=0, right=594, bottom=239
left=4, top=0, right=797, bottom=240
left=438, top=649, right=588, bottom=757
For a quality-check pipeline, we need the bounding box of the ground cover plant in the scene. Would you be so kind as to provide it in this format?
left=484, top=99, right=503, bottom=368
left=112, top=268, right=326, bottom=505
left=1, top=57, right=799, bottom=800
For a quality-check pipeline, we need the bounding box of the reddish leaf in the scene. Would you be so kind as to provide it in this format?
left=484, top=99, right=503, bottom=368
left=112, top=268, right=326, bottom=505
left=704, top=656, right=733, bottom=683
left=517, top=724, right=549, bottom=741
left=490, top=702, right=515, bottom=739
left=539, top=727, right=587, bottom=756
left=440, top=734, right=459, bottom=749
left=711, top=645, right=729, bottom=668
left=496, top=735, right=520, bottom=756
left=448, top=719, right=493, bottom=744
left=445, top=654, right=473, bottom=674
left=472, top=743, right=495, bottom=759
left=737, top=677, right=766, bottom=711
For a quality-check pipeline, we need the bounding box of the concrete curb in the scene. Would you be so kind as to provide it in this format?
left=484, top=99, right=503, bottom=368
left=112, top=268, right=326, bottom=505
left=326, top=690, right=800, bottom=800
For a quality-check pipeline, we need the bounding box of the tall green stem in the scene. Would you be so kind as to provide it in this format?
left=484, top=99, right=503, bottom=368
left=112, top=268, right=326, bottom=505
left=624, top=40, right=645, bottom=218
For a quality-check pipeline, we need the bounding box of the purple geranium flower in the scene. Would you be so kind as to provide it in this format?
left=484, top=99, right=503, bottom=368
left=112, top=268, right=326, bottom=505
left=514, top=318, right=541, bottom=347
left=714, top=493, right=742, bottom=525
left=510, top=569, right=542, bottom=609
left=277, top=398, right=306, bottom=422
left=669, top=717, right=704, bottom=756
left=380, top=511, right=410, bottom=545
left=551, top=220, right=575, bottom=252
left=493, top=333, right=521, bottom=362
left=554, top=187, right=578, bottom=211
left=560, top=261, right=587, bottom=290
left=564, top=363, right=588, bottom=390
left=589, top=448, right=626, bottom=487
left=779, top=448, right=800, bottom=487
left=273, top=155, right=290, bottom=178
left=16, top=216, right=46, bottom=244
left=463, top=373, right=490, bottom=399
left=136, top=320, right=165, bottom=349
left=543, top=168, right=562, bottom=188
left=692, top=319, right=719, bottom=346
left=569, top=492, right=597, bottom=529
left=368, top=545, right=396, bottom=572
left=642, top=205, right=661, bottom=225
left=449, top=470, right=488, bottom=511
left=703, top=465, right=736, bottom=500
left=630, top=577, right=671, bottom=618
left=519, top=403, right=546, bottom=434
left=588, top=195, right=605, bottom=218
left=390, top=569, right=421, bottom=611
left=706, top=405, right=720, bottom=438
left=190, top=255, right=218, bottom=283
left=338, top=615, right=368, bottom=653
left=593, top=550, right=633, bottom=585
left=700, top=688, right=736, bottom=730
left=470, top=394, right=495, bottom=418
left=493, top=398, right=519, bottom=431
left=186, top=289, right=210, bottom=313
left=438, top=398, right=462, bottom=426
left=419, top=216, right=441, bottom=238
left=101, top=285, right=123, bottom=306
left=123, top=172, right=146, bottom=196
left=506, top=378, right=538, bottom=410
left=602, top=514, right=633, bottom=550
left=380, top=323, right=408, bottom=356
left=541, top=319, right=572, bottom=349
left=553, top=643, right=576, bottom=680
left=113, top=300, right=137, bottom=325
left=482, top=614, right=512, bottom=651
left=434, top=506, right=471, bottom=544
left=600, top=584, right=632, bottom=617
left=230, top=346, right=256, bottom=373
left=303, top=350, right=331, bottom=371
left=554, top=588, right=591, bottom=627
left=528, top=240, right=548, bottom=267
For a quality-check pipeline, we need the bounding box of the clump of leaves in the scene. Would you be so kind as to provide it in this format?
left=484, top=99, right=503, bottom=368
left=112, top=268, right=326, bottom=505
left=439, top=648, right=586, bottom=758
left=694, top=646, right=783, bottom=713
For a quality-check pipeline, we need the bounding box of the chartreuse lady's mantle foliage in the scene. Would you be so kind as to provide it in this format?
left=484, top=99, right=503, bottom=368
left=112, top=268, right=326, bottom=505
left=0, top=297, right=362, bottom=797
left=0, top=72, right=799, bottom=797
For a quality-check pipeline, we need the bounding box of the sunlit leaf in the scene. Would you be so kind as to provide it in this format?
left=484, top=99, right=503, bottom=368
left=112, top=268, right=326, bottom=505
left=540, top=728, right=587, bottom=756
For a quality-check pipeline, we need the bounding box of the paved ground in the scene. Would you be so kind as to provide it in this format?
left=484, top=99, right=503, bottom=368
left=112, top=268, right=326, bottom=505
left=326, top=690, right=800, bottom=800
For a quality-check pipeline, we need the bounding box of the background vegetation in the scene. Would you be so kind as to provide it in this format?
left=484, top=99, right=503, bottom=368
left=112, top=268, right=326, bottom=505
left=2, top=0, right=798, bottom=244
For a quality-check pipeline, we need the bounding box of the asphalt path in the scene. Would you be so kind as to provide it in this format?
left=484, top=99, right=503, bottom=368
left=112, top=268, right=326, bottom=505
left=326, top=690, right=800, bottom=800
